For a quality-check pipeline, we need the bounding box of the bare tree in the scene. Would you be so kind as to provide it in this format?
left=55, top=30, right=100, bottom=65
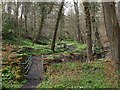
left=90, top=2, right=102, bottom=53
left=24, top=2, right=29, bottom=36
left=103, top=2, right=120, bottom=65
left=7, top=2, right=12, bottom=19
left=73, top=0, right=83, bottom=43
left=51, top=0, right=64, bottom=52
left=35, top=2, right=54, bottom=42
left=118, top=1, right=120, bottom=25
left=118, top=1, right=120, bottom=16
left=83, top=2, right=93, bottom=61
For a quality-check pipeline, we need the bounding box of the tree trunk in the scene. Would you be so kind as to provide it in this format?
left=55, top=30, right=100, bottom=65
left=118, top=1, right=120, bottom=25
left=20, top=3, right=23, bottom=35
left=59, top=12, right=64, bottom=41
left=91, top=2, right=103, bottom=53
left=51, top=0, right=64, bottom=52
left=83, top=2, right=93, bottom=61
left=2, top=2, right=5, bottom=15
left=35, top=11, right=45, bottom=42
left=103, top=3, right=120, bottom=86
left=73, top=0, right=83, bottom=43
left=34, top=3, right=48, bottom=42
left=24, top=3, right=28, bottom=36
left=32, top=3, right=36, bottom=40
left=7, top=2, right=11, bottom=19
left=15, top=2, right=20, bottom=35
left=33, top=2, right=53, bottom=43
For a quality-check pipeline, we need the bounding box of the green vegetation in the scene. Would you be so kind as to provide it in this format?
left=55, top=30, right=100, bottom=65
left=56, top=40, right=86, bottom=54
left=37, top=59, right=117, bottom=88
left=46, top=54, right=60, bottom=60
left=2, top=52, right=9, bottom=62
left=2, top=66, right=27, bottom=89
left=3, top=36, right=87, bottom=56
left=80, top=60, right=113, bottom=88
left=3, top=35, right=118, bottom=89
left=2, top=1, right=120, bottom=89
left=2, top=36, right=87, bottom=89
left=4, top=36, right=53, bottom=55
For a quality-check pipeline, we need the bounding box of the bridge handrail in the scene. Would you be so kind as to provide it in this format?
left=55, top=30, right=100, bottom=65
left=24, top=58, right=32, bottom=70
left=24, top=61, right=32, bottom=75
left=21, top=55, right=33, bottom=75
left=21, top=55, right=32, bottom=65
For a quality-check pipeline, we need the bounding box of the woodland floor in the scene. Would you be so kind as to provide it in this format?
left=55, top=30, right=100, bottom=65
left=37, top=58, right=118, bottom=88
left=2, top=36, right=119, bottom=89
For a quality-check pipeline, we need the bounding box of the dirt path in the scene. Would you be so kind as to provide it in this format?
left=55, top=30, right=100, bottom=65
left=21, top=80, right=40, bottom=90
left=21, top=56, right=44, bottom=90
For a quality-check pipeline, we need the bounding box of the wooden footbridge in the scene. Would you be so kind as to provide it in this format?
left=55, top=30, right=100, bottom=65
left=21, top=55, right=44, bottom=89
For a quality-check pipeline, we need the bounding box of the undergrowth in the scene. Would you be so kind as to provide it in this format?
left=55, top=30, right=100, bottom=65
left=37, top=59, right=118, bottom=88
left=2, top=66, right=27, bottom=89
